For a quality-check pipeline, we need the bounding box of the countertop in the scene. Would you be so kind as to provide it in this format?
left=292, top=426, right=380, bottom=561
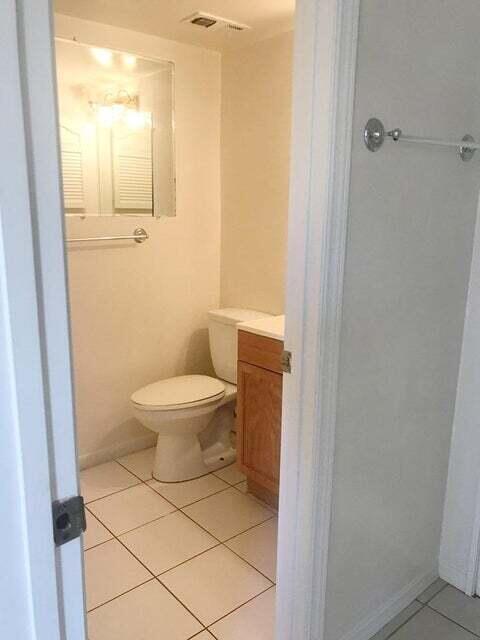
left=237, top=315, right=285, bottom=341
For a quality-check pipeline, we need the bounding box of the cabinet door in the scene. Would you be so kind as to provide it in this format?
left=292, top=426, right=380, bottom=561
left=237, top=361, right=283, bottom=493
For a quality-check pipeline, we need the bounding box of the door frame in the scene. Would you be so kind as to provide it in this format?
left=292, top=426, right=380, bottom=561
left=1, top=0, right=362, bottom=638
left=277, top=0, right=360, bottom=638
left=439, top=192, right=480, bottom=597
left=0, top=0, right=86, bottom=638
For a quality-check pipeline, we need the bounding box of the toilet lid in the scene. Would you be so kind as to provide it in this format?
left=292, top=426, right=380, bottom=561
left=131, top=375, right=225, bottom=410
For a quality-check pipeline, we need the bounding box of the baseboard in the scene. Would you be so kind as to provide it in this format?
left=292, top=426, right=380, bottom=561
left=439, top=559, right=469, bottom=594
left=78, top=434, right=157, bottom=470
left=339, top=569, right=437, bottom=640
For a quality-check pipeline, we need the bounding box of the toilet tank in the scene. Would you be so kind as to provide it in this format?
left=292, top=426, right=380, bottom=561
left=208, top=308, right=272, bottom=384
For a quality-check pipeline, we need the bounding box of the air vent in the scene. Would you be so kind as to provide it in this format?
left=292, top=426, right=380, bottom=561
left=181, top=12, right=251, bottom=33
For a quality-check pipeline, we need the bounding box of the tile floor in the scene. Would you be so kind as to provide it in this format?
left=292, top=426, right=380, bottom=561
left=82, top=449, right=480, bottom=639
left=372, top=578, right=480, bottom=639
left=81, top=448, right=277, bottom=640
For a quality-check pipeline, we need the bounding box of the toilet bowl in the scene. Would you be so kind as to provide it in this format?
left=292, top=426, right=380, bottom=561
left=131, top=375, right=236, bottom=481
left=131, top=308, right=272, bottom=482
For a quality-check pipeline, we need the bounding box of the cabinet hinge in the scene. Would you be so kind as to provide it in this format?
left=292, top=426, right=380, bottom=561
left=281, top=350, right=292, bottom=374
left=52, top=495, right=86, bottom=547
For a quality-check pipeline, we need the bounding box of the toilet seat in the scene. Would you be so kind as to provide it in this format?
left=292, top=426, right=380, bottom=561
left=131, top=375, right=225, bottom=411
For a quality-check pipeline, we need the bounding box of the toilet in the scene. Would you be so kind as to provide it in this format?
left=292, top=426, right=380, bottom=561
left=130, top=308, right=272, bottom=482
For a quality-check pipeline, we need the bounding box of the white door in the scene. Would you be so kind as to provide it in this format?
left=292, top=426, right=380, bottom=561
left=0, top=0, right=86, bottom=638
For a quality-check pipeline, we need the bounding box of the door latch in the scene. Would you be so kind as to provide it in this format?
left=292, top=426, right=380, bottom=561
left=281, top=350, right=292, bottom=374
left=52, top=495, right=86, bottom=547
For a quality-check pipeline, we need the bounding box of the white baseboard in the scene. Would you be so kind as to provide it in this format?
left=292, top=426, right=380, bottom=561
left=439, top=559, right=469, bottom=594
left=339, top=569, right=438, bottom=640
left=78, top=434, right=157, bottom=470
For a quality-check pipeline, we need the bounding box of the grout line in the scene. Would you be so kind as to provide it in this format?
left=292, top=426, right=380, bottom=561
left=85, top=455, right=278, bottom=631
left=83, top=508, right=114, bottom=551
left=155, top=576, right=207, bottom=629
left=221, top=514, right=277, bottom=545
left=187, top=630, right=210, bottom=640
left=219, top=542, right=276, bottom=585
left=114, top=508, right=179, bottom=538
left=206, top=584, right=276, bottom=630
left=144, top=469, right=276, bottom=544
left=115, top=458, right=154, bottom=483
left=380, top=603, right=426, bottom=640
left=86, top=577, right=155, bottom=614
left=85, top=519, right=158, bottom=580
left=149, top=482, right=234, bottom=509
left=155, top=542, right=223, bottom=578
left=83, top=479, right=142, bottom=506
left=415, top=580, right=449, bottom=605
left=86, top=510, right=207, bottom=628
left=425, top=603, right=480, bottom=639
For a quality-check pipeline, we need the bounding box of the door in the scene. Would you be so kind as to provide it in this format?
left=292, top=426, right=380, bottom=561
left=0, top=0, right=86, bottom=638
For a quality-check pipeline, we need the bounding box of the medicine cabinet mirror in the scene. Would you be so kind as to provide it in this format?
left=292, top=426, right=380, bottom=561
left=55, top=39, right=175, bottom=217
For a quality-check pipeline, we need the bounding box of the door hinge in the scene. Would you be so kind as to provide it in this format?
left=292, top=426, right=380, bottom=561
left=281, top=350, right=292, bottom=374
left=52, top=495, right=86, bottom=547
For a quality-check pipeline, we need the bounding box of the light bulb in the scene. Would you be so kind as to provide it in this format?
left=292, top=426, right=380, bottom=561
left=90, top=47, right=113, bottom=66
left=122, top=54, right=137, bottom=69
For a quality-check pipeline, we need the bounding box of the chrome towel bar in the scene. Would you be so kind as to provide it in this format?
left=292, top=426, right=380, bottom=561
left=66, top=227, right=148, bottom=244
left=364, top=117, right=479, bottom=162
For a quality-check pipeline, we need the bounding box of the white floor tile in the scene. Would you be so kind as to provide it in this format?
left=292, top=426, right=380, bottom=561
left=210, top=587, right=276, bottom=640
left=214, top=464, right=246, bottom=486
left=370, top=601, right=423, bottom=640
left=117, top=447, right=156, bottom=481
left=88, top=483, right=175, bottom=535
left=160, top=545, right=272, bottom=626
left=417, top=577, right=447, bottom=603
left=81, top=461, right=140, bottom=503
left=148, top=474, right=229, bottom=508
left=120, top=511, right=218, bottom=575
left=84, top=539, right=151, bottom=611
left=390, top=606, right=477, bottom=639
left=83, top=510, right=113, bottom=550
left=88, top=579, right=202, bottom=640
left=429, top=585, right=480, bottom=635
left=182, top=488, right=274, bottom=541
left=226, top=519, right=277, bottom=581
left=235, top=481, right=248, bottom=494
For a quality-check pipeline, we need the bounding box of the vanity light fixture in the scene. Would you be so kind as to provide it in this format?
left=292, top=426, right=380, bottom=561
left=90, top=90, right=151, bottom=129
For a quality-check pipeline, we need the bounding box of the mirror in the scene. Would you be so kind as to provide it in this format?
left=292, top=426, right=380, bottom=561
left=55, top=39, right=175, bottom=217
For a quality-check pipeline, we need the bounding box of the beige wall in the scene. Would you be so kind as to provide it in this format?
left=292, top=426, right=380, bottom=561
left=56, top=15, right=221, bottom=467
left=220, top=32, right=293, bottom=315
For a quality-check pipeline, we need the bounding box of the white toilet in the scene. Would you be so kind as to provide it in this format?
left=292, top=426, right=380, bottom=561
left=130, top=308, right=272, bottom=482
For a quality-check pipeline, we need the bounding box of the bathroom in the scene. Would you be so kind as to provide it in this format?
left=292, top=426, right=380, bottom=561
left=53, top=2, right=293, bottom=638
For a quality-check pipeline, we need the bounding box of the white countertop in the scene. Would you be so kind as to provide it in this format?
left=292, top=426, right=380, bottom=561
left=237, top=315, right=285, bottom=341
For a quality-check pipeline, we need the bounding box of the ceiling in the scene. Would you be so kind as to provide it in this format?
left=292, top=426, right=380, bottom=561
left=54, top=0, right=295, bottom=52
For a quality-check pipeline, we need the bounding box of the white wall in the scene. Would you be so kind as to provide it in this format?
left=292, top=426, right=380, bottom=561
left=55, top=15, right=221, bottom=467
left=440, top=194, right=480, bottom=592
left=220, top=32, right=293, bottom=315
left=324, top=2, right=480, bottom=638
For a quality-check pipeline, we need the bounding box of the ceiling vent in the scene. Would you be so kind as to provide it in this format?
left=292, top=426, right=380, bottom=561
left=181, top=12, right=251, bottom=33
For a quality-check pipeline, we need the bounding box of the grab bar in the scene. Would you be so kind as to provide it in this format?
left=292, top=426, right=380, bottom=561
left=66, top=227, right=148, bottom=244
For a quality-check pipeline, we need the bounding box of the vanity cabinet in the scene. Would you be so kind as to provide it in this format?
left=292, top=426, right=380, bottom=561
left=237, top=330, right=283, bottom=506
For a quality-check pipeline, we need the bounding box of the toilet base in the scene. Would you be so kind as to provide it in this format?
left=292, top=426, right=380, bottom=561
left=152, top=436, right=236, bottom=483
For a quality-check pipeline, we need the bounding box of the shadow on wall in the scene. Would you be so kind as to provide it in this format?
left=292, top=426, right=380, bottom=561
left=181, top=327, right=215, bottom=377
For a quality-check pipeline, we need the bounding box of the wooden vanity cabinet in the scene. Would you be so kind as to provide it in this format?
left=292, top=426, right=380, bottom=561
left=236, top=330, right=283, bottom=506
